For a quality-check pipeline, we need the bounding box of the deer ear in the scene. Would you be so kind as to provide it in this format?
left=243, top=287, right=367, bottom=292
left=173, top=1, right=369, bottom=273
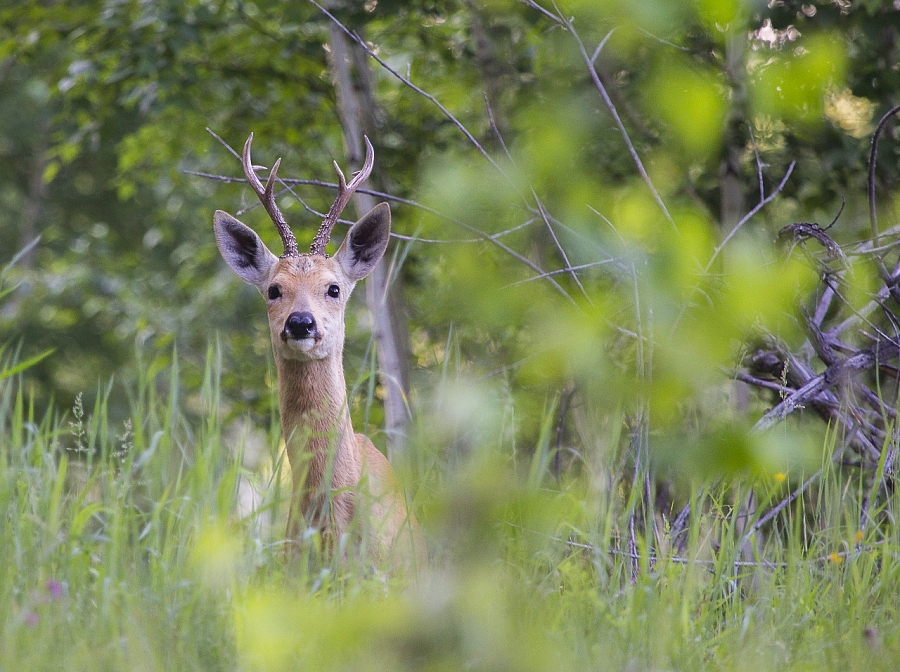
left=334, top=203, right=391, bottom=281
left=214, top=210, right=278, bottom=289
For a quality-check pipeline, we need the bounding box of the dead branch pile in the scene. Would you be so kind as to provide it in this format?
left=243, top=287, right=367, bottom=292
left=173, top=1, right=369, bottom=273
left=737, top=106, right=900, bottom=525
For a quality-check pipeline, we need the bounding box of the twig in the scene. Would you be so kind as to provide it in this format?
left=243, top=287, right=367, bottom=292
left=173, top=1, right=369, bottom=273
left=732, top=370, right=791, bottom=395
left=504, top=258, right=620, bottom=287
left=206, top=126, right=242, bottom=161
left=868, top=104, right=900, bottom=250
left=591, top=28, right=617, bottom=64
left=571, top=23, right=675, bottom=228
left=752, top=346, right=897, bottom=433
left=747, top=123, right=765, bottom=203
left=826, top=258, right=900, bottom=340
left=705, top=161, right=796, bottom=274
left=737, top=425, right=862, bottom=559
left=532, top=192, right=591, bottom=302
left=867, top=104, right=900, bottom=307
left=666, top=160, right=797, bottom=334
left=812, top=285, right=835, bottom=328
left=521, top=1, right=675, bottom=228
left=505, top=521, right=888, bottom=571
left=519, top=0, right=560, bottom=23
left=483, top=93, right=514, bottom=163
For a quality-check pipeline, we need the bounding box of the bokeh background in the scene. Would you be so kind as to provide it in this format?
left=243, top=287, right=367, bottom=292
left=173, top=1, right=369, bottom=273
left=4, top=0, right=892, bottom=449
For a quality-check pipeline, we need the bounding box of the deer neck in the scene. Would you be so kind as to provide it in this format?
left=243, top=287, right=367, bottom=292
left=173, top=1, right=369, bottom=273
left=275, top=354, right=358, bottom=492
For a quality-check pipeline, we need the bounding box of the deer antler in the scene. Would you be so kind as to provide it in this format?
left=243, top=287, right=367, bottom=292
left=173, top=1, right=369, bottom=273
left=310, top=136, right=375, bottom=256
left=241, top=133, right=300, bottom=258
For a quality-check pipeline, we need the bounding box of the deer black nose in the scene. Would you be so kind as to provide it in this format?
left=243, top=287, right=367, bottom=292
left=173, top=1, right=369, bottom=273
left=283, top=311, right=317, bottom=340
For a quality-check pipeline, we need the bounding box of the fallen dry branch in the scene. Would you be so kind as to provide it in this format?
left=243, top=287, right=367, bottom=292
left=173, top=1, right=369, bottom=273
left=734, top=109, right=900, bottom=546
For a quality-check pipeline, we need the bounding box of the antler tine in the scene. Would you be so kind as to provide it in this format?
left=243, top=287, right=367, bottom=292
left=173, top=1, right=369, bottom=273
left=241, top=133, right=299, bottom=258
left=310, top=136, right=375, bottom=256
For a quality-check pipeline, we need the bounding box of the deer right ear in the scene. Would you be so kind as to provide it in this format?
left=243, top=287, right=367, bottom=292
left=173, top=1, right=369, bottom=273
left=213, top=210, right=278, bottom=289
left=334, top=202, right=391, bottom=282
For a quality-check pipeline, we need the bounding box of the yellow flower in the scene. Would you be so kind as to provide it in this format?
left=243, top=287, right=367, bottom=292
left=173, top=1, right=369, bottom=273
left=829, top=552, right=843, bottom=564
left=855, top=530, right=864, bottom=542
left=773, top=472, right=786, bottom=483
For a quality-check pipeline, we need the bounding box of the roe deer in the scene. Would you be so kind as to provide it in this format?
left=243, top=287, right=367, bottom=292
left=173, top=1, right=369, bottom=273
left=214, top=133, right=421, bottom=564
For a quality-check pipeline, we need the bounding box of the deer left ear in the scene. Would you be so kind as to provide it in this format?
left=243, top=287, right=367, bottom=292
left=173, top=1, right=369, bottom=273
left=214, top=210, right=278, bottom=289
left=334, top=202, right=391, bottom=281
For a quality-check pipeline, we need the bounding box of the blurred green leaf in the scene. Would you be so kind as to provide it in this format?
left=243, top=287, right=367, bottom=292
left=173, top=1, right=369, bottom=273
left=644, top=61, right=728, bottom=159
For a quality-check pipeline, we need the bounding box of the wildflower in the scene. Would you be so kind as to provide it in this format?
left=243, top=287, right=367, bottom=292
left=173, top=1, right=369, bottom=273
left=46, top=580, right=63, bottom=601
left=855, top=530, right=864, bottom=543
left=773, top=472, right=786, bottom=483
left=23, top=613, right=38, bottom=628
left=829, top=552, right=843, bottom=564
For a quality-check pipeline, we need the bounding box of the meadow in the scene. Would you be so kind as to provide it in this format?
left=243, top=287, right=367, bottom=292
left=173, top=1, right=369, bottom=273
left=2, top=338, right=899, bottom=671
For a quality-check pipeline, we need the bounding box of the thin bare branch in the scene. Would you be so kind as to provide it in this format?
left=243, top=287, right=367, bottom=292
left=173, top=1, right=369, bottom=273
left=738, top=467, right=823, bottom=556
left=705, top=161, right=796, bottom=273
left=518, top=0, right=562, bottom=25
left=827, top=258, right=900, bottom=339
left=521, top=1, right=674, bottom=227
left=504, top=258, right=620, bottom=287
left=867, top=104, right=900, bottom=311
left=732, top=370, right=791, bottom=395
left=812, top=285, right=836, bottom=328
left=591, top=28, right=617, bottom=64
left=635, top=28, right=692, bottom=52
left=533, top=192, right=591, bottom=302
left=568, top=17, right=676, bottom=229
left=868, top=104, right=900, bottom=248
left=483, top=93, right=514, bottom=163
left=206, top=127, right=242, bottom=161
left=747, top=124, right=765, bottom=203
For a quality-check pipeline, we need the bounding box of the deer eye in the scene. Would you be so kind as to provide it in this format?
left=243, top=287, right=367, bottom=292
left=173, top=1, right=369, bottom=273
left=267, top=285, right=282, bottom=300
left=327, top=284, right=340, bottom=299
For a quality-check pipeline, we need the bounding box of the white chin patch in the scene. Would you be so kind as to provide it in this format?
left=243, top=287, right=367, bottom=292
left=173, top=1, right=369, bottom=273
left=283, top=338, right=325, bottom=360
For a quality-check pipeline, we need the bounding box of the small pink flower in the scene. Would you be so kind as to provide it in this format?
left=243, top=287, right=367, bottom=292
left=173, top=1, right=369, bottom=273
left=23, top=612, right=38, bottom=628
left=46, top=580, right=62, bottom=600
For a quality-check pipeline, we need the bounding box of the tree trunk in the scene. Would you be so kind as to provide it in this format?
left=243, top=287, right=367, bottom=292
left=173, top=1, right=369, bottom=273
left=20, top=120, right=49, bottom=267
left=720, top=29, right=747, bottom=232
left=327, top=19, right=412, bottom=461
left=464, top=0, right=506, bottom=137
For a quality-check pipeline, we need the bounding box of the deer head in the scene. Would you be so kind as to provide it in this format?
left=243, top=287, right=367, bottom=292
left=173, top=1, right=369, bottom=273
left=213, top=134, right=390, bottom=363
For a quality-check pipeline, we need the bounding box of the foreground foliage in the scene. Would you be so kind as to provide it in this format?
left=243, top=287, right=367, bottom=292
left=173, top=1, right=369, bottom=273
left=2, top=352, right=900, bottom=671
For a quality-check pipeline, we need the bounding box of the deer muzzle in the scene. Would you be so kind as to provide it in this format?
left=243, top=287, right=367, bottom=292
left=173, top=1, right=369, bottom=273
left=281, top=311, right=319, bottom=341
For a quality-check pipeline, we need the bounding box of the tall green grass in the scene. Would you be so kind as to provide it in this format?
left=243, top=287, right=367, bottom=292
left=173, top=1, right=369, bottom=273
left=1, top=346, right=899, bottom=671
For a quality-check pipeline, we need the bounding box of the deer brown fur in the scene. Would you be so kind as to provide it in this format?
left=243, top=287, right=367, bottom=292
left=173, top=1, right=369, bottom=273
left=213, top=134, right=421, bottom=565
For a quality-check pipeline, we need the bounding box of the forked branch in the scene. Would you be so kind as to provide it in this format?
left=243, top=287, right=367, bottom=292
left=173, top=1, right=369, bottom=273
left=310, top=136, right=375, bottom=256
left=242, top=133, right=300, bottom=258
